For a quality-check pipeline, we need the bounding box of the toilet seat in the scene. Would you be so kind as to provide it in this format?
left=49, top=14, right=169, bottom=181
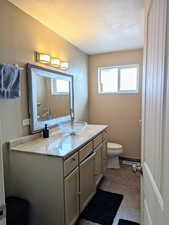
left=107, top=142, right=122, bottom=149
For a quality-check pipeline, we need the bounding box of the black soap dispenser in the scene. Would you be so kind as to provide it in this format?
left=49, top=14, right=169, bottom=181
left=43, top=124, right=49, bottom=138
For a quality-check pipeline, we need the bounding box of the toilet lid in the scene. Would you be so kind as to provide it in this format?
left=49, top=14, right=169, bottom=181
left=107, top=142, right=122, bottom=149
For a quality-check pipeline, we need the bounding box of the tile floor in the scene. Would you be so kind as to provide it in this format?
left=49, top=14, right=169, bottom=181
left=78, top=165, right=140, bottom=225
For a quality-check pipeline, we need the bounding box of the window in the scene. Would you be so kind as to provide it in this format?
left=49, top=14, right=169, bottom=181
left=98, top=65, right=139, bottom=94
left=51, top=78, right=69, bottom=95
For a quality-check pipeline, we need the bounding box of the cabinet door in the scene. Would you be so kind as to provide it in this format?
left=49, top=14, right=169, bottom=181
left=102, top=142, right=107, bottom=174
left=64, top=167, right=79, bottom=225
left=80, top=153, right=96, bottom=212
left=94, top=144, right=103, bottom=186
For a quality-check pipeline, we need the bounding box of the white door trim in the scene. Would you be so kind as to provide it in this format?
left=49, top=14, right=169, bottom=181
left=143, top=162, right=164, bottom=210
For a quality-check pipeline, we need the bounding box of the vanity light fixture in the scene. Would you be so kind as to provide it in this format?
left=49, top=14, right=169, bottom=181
left=35, top=52, right=69, bottom=70
left=51, top=58, right=61, bottom=67
left=60, top=61, right=69, bottom=70
left=36, top=52, right=50, bottom=64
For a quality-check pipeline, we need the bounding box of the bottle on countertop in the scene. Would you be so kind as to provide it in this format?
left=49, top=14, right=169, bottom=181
left=43, top=124, right=49, bottom=138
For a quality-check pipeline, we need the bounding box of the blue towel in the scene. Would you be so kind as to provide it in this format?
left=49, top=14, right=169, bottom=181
left=0, top=64, right=21, bottom=99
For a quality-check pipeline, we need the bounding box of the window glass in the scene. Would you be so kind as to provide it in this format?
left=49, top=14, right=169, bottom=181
left=120, top=67, right=138, bottom=91
left=56, top=79, right=69, bottom=93
left=51, top=79, right=69, bottom=95
left=100, top=68, right=118, bottom=93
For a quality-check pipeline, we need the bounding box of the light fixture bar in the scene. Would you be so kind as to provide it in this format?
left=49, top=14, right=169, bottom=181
left=35, top=52, right=69, bottom=70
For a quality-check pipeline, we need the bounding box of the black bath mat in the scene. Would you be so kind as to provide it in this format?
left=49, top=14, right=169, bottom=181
left=80, top=189, right=123, bottom=225
left=118, top=219, right=140, bottom=225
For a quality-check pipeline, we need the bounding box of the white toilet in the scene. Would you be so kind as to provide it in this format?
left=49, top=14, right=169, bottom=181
left=107, top=142, right=124, bottom=169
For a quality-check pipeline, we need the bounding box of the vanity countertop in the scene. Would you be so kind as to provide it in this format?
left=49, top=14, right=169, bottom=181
left=9, top=124, right=108, bottom=159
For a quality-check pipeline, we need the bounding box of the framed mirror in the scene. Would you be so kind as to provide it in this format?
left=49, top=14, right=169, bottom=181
left=27, top=64, right=74, bottom=133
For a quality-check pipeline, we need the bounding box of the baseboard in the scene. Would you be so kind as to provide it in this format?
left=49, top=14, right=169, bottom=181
left=119, top=156, right=141, bottom=163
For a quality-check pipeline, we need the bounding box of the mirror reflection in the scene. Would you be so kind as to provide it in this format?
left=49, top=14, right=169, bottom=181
left=34, top=74, right=70, bottom=121
left=27, top=64, right=74, bottom=133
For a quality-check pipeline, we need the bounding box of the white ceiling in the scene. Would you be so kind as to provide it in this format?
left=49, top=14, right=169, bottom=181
left=9, top=0, right=144, bottom=55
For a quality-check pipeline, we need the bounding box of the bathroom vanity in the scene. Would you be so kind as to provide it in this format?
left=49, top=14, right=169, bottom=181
left=9, top=124, right=108, bottom=225
left=8, top=64, right=108, bottom=225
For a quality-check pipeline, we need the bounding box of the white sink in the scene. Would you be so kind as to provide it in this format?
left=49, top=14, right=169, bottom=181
left=59, top=121, right=87, bottom=135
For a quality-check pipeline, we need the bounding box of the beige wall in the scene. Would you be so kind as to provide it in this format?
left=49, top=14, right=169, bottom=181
left=0, top=0, right=88, bottom=194
left=89, top=49, right=143, bottom=159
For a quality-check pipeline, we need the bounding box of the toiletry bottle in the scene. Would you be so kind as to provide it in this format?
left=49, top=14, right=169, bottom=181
left=43, top=124, right=49, bottom=138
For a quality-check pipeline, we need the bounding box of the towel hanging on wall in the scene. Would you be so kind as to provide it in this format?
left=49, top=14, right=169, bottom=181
left=0, top=64, right=21, bottom=99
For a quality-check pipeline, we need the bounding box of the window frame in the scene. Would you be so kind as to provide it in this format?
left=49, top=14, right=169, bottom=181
left=98, top=64, right=140, bottom=94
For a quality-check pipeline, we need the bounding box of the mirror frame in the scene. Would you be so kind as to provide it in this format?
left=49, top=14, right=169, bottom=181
left=27, top=64, right=74, bottom=133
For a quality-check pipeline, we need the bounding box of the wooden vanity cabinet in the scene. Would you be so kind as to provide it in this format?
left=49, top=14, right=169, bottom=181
left=64, top=134, right=108, bottom=225
left=9, top=130, right=108, bottom=225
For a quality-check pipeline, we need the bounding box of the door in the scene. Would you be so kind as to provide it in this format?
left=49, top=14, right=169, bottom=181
left=0, top=120, right=6, bottom=225
left=141, top=0, right=169, bottom=224
left=80, top=153, right=96, bottom=212
left=94, top=144, right=103, bottom=186
left=64, top=167, right=79, bottom=225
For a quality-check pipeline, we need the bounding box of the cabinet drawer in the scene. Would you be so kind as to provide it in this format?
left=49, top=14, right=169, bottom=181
left=79, top=141, right=93, bottom=162
left=93, top=133, right=103, bottom=149
left=64, top=153, right=78, bottom=177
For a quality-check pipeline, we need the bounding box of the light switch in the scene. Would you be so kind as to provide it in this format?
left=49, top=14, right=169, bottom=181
left=23, top=119, right=30, bottom=127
